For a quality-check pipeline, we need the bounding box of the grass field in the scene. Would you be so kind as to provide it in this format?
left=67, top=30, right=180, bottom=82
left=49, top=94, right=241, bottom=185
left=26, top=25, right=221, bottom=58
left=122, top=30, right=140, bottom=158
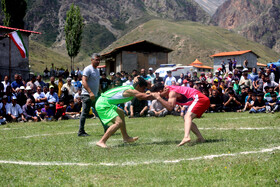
left=0, top=112, right=280, bottom=186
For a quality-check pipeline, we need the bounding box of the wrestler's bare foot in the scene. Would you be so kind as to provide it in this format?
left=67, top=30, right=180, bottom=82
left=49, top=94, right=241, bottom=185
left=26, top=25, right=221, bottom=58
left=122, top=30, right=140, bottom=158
left=196, top=138, right=206, bottom=143
left=124, top=136, right=139, bottom=143
left=177, top=138, right=191, bottom=147
left=96, top=141, right=108, bottom=148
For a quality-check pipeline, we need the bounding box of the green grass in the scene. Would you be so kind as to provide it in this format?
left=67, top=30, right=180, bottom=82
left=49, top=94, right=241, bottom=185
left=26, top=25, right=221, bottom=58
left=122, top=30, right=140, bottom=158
left=1, top=112, right=280, bottom=186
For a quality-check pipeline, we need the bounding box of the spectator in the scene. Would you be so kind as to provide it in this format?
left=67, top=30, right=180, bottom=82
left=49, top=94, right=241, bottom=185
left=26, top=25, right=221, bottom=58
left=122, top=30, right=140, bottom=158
left=61, top=77, right=76, bottom=96
left=239, top=72, right=252, bottom=90
left=49, top=76, right=59, bottom=93
left=164, top=71, right=176, bottom=86
left=65, top=100, right=80, bottom=119
left=191, top=71, right=200, bottom=82
left=34, top=75, right=46, bottom=88
left=253, top=71, right=264, bottom=92
left=266, top=68, right=275, bottom=82
left=154, top=72, right=164, bottom=84
left=221, top=60, right=226, bottom=73
left=41, top=103, right=54, bottom=121
left=177, top=73, right=184, bottom=85
left=265, top=92, right=280, bottom=113
left=123, top=75, right=133, bottom=86
left=75, top=67, right=82, bottom=77
left=243, top=59, right=248, bottom=68
left=43, top=86, right=49, bottom=95
left=209, top=90, right=223, bottom=112
left=50, top=63, right=55, bottom=76
left=228, top=59, right=233, bottom=72
left=130, top=97, right=149, bottom=117
left=249, top=68, right=258, bottom=82
left=131, top=69, right=138, bottom=78
left=124, top=101, right=131, bottom=116
left=100, top=73, right=111, bottom=92
left=26, top=76, right=37, bottom=93
left=140, top=69, right=151, bottom=83
left=43, top=67, right=50, bottom=78
left=232, top=58, right=237, bottom=70
left=148, top=99, right=168, bottom=117
left=223, top=90, right=242, bottom=112
left=148, top=68, right=155, bottom=84
left=74, top=96, right=82, bottom=112
left=1, top=75, right=10, bottom=93
left=11, top=74, right=24, bottom=92
left=55, top=75, right=65, bottom=97
left=206, top=72, right=214, bottom=84
left=5, top=85, right=14, bottom=103
left=264, top=87, right=280, bottom=102
left=240, top=89, right=254, bottom=112
left=22, top=98, right=38, bottom=122
left=45, top=85, right=59, bottom=111
left=249, top=93, right=266, bottom=113
left=33, top=86, right=47, bottom=109
left=55, top=99, right=68, bottom=120
left=263, top=74, right=279, bottom=92
left=0, top=97, right=7, bottom=125
left=25, top=86, right=36, bottom=104
left=6, top=96, right=26, bottom=122
left=109, top=72, right=116, bottom=87
left=72, top=75, right=82, bottom=92
left=74, top=88, right=82, bottom=103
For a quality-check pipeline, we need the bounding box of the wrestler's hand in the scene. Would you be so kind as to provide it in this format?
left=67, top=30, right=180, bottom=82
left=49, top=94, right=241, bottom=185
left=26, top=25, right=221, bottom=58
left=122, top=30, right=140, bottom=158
left=151, top=92, right=161, bottom=100
left=89, top=92, right=95, bottom=101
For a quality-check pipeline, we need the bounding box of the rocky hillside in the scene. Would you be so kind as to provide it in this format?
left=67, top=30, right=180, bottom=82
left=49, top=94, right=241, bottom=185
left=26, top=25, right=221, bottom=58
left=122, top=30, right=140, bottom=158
left=23, top=0, right=209, bottom=59
left=194, top=0, right=226, bottom=15
left=102, top=19, right=279, bottom=67
left=211, top=0, right=280, bottom=53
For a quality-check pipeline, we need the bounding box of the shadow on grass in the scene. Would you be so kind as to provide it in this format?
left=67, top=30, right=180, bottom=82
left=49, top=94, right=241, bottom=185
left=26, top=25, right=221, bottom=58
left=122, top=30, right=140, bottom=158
left=112, top=139, right=226, bottom=147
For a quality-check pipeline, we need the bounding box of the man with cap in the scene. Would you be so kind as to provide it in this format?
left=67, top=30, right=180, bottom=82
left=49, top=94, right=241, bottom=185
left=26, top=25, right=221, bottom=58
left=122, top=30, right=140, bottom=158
left=154, top=72, right=164, bottom=84
left=45, top=85, right=59, bottom=113
left=164, top=71, right=176, bottom=86
left=79, top=53, right=107, bottom=137
left=7, top=96, right=26, bottom=122
left=148, top=67, right=155, bottom=84
left=224, top=71, right=233, bottom=87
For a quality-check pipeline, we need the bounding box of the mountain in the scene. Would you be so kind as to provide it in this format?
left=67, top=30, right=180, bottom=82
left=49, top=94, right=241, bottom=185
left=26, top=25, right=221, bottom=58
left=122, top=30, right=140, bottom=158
left=194, top=0, right=226, bottom=15
left=102, top=19, right=279, bottom=66
left=23, top=0, right=209, bottom=60
left=211, top=0, right=280, bottom=53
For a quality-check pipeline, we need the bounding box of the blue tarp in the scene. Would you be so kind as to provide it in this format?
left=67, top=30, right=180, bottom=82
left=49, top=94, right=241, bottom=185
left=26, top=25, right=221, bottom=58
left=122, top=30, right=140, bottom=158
left=267, top=59, right=280, bottom=67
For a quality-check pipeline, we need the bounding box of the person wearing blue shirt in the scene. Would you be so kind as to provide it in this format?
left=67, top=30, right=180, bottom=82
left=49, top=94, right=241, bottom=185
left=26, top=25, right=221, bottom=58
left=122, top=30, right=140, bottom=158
left=11, top=74, right=24, bottom=92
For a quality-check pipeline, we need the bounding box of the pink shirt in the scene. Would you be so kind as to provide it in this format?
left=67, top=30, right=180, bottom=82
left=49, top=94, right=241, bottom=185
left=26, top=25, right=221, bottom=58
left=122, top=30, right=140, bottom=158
left=167, top=86, right=201, bottom=106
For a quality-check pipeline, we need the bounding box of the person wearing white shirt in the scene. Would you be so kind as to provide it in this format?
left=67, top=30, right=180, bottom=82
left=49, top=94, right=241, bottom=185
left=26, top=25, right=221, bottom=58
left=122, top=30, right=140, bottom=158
left=61, top=77, right=76, bottom=96
left=123, top=75, right=134, bottom=86
left=33, top=86, right=47, bottom=108
left=164, top=71, right=176, bottom=86
left=7, top=96, right=26, bottom=122
left=1, top=75, right=10, bottom=93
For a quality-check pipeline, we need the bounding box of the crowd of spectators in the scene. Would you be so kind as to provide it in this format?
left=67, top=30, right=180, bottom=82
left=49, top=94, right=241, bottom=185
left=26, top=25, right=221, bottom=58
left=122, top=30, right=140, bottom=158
left=0, top=62, right=279, bottom=125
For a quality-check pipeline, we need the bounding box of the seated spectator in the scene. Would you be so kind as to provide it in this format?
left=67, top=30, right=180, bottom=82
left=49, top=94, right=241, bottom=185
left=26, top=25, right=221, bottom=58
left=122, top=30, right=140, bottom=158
left=72, top=75, right=82, bottom=93
left=239, top=72, right=252, bottom=90
left=164, top=71, right=176, bottom=86
left=249, top=93, right=266, bottom=113
left=6, top=96, right=26, bottom=122
left=5, top=85, right=13, bottom=103
left=211, top=78, right=219, bottom=90
left=100, top=73, right=111, bottom=92
left=34, top=75, right=46, bottom=88
left=26, top=76, right=37, bottom=93
left=180, top=105, right=189, bottom=117
left=41, top=103, right=54, bottom=121
left=263, top=74, right=279, bottom=92
left=233, top=78, right=241, bottom=95
left=253, top=72, right=264, bottom=92
left=209, top=90, right=223, bottom=112
left=25, top=86, right=36, bottom=104
left=74, top=88, right=82, bottom=103
left=33, top=86, right=47, bottom=109
left=240, top=89, right=254, bottom=112
left=49, top=76, right=58, bottom=93
left=130, top=97, right=148, bottom=117
left=0, top=97, right=7, bottom=125
left=35, top=106, right=44, bottom=121
left=61, top=77, right=76, bottom=96
left=123, top=75, right=133, bottom=86
left=154, top=72, right=164, bottom=84
left=114, top=78, right=123, bottom=88
left=264, top=87, right=280, bottom=102
left=265, top=92, right=280, bottom=113
left=148, top=99, right=168, bottom=117
left=124, top=101, right=131, bottom=116
left=1, top=75, right=10, bottom=93
left=55, top=99, right=68, bottom=120
left=45, top=85, right=59, bottom=112
left=22, top=98, right=38, bottom=122
left=223, top=90, right=242, bottom=112
left=11, top=74, right=24, bottom=92
left=65, top=100, right=80, bottom=119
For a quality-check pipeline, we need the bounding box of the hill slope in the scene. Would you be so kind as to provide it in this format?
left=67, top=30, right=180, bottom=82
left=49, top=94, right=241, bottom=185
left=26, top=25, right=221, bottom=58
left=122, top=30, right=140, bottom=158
left=102, top=19, right=280, bottom=66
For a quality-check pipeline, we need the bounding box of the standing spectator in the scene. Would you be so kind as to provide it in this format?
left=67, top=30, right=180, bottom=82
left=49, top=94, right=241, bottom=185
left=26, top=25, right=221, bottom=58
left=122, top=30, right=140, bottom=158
left=232, top=58, right=237, bottom=70
left=50, top=63, right=55, bottom=76
left=177, top=73, right=184, bottom=85
left=11, top=74, right=24, bottom=92
left=239, top=72, right=252, bottom=90
left=79, top=53, right=107, bottom=136
left=34, top=75, right=46, bottom=88
left=148, top=68, right=155, bottom=84
left=243, top=59, right=248, bottom=68
left=131, top=69, right=138, bottom=78
left=266, top=68, right=275, bottom=82
left=154, top=72, right=164, bottom=84
left=6, top=96, right=26, bottom=122
left=140, top=69, right=151, bottom=83
left=55, top=75, right=65, bottom=97
left=43, top=67, right=50, bottom=78
left=130, top=97, right=149, bottom=117
left=33, top=86, right=47, bottom=109
left=249, top=93, right=266, bottom=113
left=75, top=67, right=82, bottom=77
left=206, top=72, right=214, bottom=84
left=228, top=59, right=233, bottom=72
left=164, top=71, right=176, bottom=86
left=22, top=99, right=38, bottom=122
left=1, top=75, right=10, bottom=93
left=100, top=73, right=111, bottom=92
left=221, top=60, right=226, bottom=73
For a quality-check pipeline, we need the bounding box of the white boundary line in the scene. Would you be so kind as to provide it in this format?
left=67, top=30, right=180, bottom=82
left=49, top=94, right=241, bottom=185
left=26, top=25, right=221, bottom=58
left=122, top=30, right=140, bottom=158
left=0, top=146, right=279, bottom=167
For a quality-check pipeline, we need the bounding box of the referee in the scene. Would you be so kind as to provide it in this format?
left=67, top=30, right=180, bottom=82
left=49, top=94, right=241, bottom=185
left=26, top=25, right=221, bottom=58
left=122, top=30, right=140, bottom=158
left=78, top=53, right=108, bottom=136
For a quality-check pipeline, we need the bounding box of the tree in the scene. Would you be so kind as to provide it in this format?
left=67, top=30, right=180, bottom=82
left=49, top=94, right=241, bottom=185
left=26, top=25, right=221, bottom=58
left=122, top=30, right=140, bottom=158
left=1, top=0, right=27, bottom=28
left=64, top=3, right=84, bottom=70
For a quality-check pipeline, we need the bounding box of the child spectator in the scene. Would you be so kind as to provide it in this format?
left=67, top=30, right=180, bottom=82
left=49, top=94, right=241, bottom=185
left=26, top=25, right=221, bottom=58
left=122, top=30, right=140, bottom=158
left=55, top=99, right=67, bottom=120
left=233, top=78, right=241, bottom=95
left=209, top=90, right=223, bottom=112
left=240, top=90, right=254, bottom=112
left=41, top=103, right=54, bottom=121
left=265, top=92, right=280, bottom=113
left=130, top=97, right=149, bottom=117
left=249, top=93, right=266, bottom=113
left=223, top=90, right=242, bottom=112
left=65, top=100, right=80, bottom=119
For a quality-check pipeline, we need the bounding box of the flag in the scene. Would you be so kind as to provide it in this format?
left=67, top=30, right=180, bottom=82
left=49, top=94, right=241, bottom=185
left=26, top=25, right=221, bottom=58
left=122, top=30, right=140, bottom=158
left=8, top=30, right=28, bottom=58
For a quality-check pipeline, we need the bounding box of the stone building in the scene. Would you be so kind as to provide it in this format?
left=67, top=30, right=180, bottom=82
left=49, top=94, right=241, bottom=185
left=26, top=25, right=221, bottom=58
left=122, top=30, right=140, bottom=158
left=0, top=26, right=40, bottom=80
left=211, top=50, right=259, bottom=71
left=101, top=40, right=173, bottom=74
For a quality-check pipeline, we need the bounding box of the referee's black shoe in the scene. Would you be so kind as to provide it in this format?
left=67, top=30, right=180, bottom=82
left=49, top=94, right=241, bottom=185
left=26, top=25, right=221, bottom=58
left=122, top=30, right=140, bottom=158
left=78, top=131, right=90, bottom=137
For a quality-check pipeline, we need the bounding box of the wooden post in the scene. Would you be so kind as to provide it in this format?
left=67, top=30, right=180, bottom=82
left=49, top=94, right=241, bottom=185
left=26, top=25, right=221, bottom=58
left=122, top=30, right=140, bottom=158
left=9, top=37, right=11, bottom=80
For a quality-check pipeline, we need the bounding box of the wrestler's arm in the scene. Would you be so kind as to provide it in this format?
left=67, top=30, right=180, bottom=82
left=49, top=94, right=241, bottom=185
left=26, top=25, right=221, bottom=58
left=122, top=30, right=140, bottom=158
left=153, top=91, right=177, bottom=111
left=123, top=89, right=154, bottom=100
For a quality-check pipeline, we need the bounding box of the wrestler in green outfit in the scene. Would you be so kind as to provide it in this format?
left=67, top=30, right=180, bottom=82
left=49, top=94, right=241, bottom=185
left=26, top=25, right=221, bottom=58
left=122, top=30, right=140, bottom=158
left=96, top=77, right=154, bottom=148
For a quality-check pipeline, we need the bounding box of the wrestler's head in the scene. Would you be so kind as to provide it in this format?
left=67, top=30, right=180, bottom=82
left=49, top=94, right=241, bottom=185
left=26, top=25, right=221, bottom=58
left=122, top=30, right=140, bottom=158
left=133, top=76, right=148, bottom=93
left=151, top=83, right=169, bottom=97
